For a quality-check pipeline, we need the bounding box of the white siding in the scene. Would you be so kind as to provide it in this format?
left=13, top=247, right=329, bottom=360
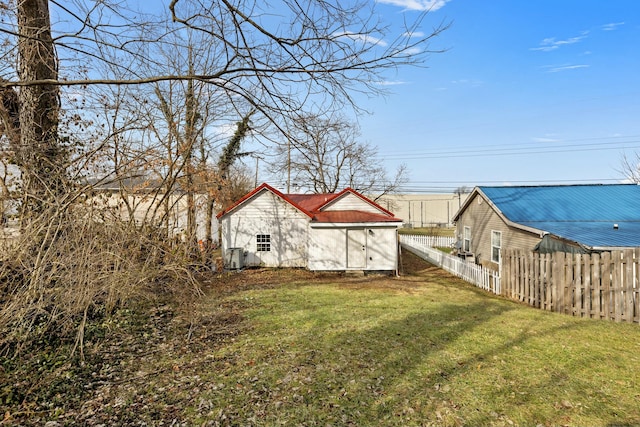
left=366, top=227, right=398, bottom=271
left=322, top=193, right=383, bottom=214
left=308, top=226, right=398, bottom=271
left=308, top=228, right=348, bottom=270
left=220, top=190, right=309, bottom=267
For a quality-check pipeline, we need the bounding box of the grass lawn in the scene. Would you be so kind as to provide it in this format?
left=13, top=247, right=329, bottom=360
left=398, top=227, right=455, bottom=237
left=3, top=251, right=640, bottom=426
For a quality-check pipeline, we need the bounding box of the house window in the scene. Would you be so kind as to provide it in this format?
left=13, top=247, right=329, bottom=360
left=256, top=234, right=271, bottom=252
left=463, top=226, right=471, bottom=252
left=491, top=230, right=502, bottom=263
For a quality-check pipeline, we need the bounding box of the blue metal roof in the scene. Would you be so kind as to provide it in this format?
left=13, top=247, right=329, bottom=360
left=478, top=184, right=640, bottom=249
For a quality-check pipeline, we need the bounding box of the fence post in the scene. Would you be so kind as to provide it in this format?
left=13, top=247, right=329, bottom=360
left=601, top=251, right=612, bottom=320
left=634, top=248, right=640, bottom=324
left=591, top=252, right=600, bottom=319
left=552, top=252, right=565, bottom=313
left=575, top=253, right=582, bottom=317
left=502, top=250, right=510, bottom=297
left=584, top=252, right=592, bottom=318
left=611, top=250, right=622, bottom=322
left=624, top=249, right=634, bottom=323
left=531, top=251, right=539, bottom=307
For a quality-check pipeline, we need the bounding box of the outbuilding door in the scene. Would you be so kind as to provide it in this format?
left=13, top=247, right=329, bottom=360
left=347, top=228, right=367, bottom=269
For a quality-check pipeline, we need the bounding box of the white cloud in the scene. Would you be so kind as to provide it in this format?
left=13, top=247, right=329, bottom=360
left=403, top=31, right=425, bottom=38
left=451, top=78, right=483, bottom=87
left=376, top=80, right=409, bottom=86
left=545, top=64, right=590, bottom=73
left=400, top=46, right=423, bottom=55
left=335, top=31, right=388, bottom=47
left=376, top=0, right=451, bottom=12
left=531, top=32, right=589, bottom=51
left=602, top=22, right=624, bottom=31
left=531, top=137, right=561, bottom=143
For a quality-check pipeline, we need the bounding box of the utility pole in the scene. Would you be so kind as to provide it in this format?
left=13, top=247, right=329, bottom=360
left=254, top=156, right=259, bottom=188
left=287, top=137, right=291, bottom=193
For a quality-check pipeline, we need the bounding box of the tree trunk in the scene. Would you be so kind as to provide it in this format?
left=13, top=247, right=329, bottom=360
left=205, top=194, right=215, bottom=244
left=184, top=51, right=197, bottom=240
left=17, top=0, right=65, bottom=217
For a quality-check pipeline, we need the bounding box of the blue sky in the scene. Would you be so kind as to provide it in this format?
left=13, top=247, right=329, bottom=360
left=355, top=0, right=640, bottom=192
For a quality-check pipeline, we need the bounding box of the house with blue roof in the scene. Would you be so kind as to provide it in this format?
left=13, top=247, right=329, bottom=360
left=452, top=184, right=640, bottom=269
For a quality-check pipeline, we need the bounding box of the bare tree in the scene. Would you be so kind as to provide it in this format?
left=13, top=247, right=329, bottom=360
left=0, top=1, right=447, bottom=215
left=620, top=153, right=640, bottom=183
left=271, top=113, right=408, bottom=198
left=0, top=0, right=447, bottom=355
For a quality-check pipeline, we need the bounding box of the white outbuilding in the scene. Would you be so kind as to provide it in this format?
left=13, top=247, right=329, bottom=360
left=217, top=183, right=403, bottom=272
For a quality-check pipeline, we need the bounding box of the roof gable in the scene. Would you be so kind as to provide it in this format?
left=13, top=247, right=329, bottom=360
left=218, top=183, right=400, bottom=224
left=216, top=183, right=312, bottom=219
left=319, top=188, right=395, bottom=217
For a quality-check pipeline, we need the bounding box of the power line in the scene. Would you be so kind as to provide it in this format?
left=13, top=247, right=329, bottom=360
left=379, top=135, right=640, bottom=160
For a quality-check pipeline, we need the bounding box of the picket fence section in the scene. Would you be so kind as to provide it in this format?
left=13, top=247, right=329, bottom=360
left=400, top=234, right=456, bottom=249
left=401, top=235, right=640, bottom=325
left=502, top=249, right=640, bottom=323
left=400, top=234, right=500, bottom=294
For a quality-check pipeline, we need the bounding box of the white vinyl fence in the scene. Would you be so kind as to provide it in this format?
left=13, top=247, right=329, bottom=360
left=400, top=234, right=501, bottom=294
left=400, top=234, right=456, bottom=249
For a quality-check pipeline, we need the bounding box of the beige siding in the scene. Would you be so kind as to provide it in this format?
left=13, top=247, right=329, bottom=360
left=323, top=193, right=382, bottom=214
left=89, top=192, right=217, bottom=242
left=379, top=193, right=470, bottom=227
left=456, top=193, right=541, bottom=269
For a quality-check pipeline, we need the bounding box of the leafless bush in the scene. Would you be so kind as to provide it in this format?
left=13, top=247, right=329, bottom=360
left=0, top=201, right=205, bottom=359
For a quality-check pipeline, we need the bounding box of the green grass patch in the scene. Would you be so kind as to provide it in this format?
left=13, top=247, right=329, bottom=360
left=4, top=253, right=640, bottom=426
left=398, top=227, right=455, bottom=237
left=187, top=271, right=640, bottom=426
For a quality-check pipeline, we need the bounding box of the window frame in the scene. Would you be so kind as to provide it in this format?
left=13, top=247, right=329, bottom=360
left=463, top=226, right=471, bottom=252
left=256, top=234, right=271, bottom=252
left=491, top=230, right=502, bottom=264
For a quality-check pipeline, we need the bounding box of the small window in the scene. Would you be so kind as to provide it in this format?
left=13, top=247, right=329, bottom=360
left=463, top=226, right=471, bottom=252
left=256, top=234, right=271, bottom=252
left=491, top=230, right=502, bottom=263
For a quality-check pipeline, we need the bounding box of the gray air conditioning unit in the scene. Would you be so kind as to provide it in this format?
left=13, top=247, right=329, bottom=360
left=224, top=247, right=244, bottom=270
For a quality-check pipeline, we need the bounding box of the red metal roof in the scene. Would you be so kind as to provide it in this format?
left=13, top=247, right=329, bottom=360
left=312, top=210, right=402, bottom=223
left=217, top=182, right=401, bottom=224
left=286, top=193, right=339, bottom=212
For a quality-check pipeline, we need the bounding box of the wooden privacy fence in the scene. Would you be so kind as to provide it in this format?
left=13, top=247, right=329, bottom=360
left=502, top=249, right=640, bottom=323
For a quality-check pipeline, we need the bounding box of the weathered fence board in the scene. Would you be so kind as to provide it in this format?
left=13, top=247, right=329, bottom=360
left=401, top=236, right=639, bottom=325
left=502, top=249, right=640, bottom=324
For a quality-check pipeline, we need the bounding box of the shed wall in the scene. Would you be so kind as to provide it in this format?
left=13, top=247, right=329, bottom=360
left=220, top=190, right=309, bottom=267
left=308, top=226, right=398, bottom=271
